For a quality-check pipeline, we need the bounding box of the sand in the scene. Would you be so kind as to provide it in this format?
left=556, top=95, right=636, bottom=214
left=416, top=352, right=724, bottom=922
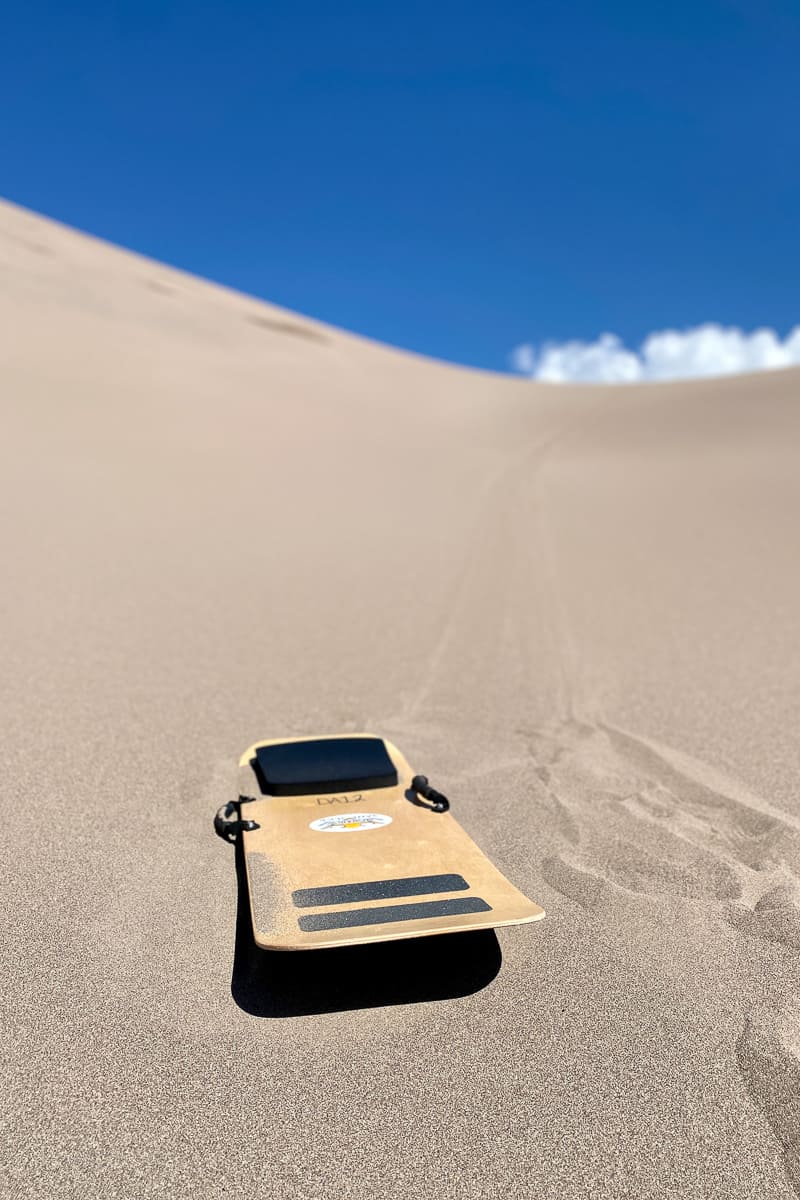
left=2, top=196, right=800, bottom=1199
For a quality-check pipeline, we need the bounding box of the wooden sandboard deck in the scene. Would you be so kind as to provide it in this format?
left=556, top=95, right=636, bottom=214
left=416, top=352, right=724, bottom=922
left=238, top=734, right=545, bottom=950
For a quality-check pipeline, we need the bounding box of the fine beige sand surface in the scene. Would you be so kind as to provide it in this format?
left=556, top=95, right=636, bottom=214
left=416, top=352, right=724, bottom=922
left=2, top=196, right=800, bottom=1199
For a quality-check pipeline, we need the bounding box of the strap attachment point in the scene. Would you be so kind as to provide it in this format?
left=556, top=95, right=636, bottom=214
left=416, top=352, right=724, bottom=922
left=410, top=774, right=450, bottom=813
left=214, top=800, right=259, bottom=842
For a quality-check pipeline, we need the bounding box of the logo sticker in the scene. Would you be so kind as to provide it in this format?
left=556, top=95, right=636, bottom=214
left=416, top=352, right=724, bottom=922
left=309, top=813, right=392, bottom=833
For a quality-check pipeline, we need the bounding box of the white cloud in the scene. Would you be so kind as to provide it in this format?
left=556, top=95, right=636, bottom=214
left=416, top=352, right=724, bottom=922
left=511, top=323, right=800, bottom=383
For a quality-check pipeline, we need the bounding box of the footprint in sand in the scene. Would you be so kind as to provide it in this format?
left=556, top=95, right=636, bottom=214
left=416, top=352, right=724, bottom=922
left=528, top=719, right=800, bottom=920
left=738, top=1001, right=800, bottom=1197
left=542, top=838, right=741, bottom=911
left=728, top=884, right=800, bottom=952
left=245, top=313, right=328, bottom=342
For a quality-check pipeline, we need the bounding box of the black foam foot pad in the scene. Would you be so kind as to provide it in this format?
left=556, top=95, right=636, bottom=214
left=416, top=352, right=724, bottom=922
left=254, top=737, right=399, bottom=796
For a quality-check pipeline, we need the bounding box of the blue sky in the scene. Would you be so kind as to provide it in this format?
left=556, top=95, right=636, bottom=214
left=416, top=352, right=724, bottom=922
left=1, top=1, right=799, bottom=374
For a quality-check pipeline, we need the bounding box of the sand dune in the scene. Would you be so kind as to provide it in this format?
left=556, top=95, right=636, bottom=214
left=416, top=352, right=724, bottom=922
left=2, top=196, right=800, bottom=1198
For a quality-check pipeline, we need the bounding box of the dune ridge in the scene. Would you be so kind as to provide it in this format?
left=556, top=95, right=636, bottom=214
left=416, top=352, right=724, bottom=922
left=2, top=197, right=800, bottom=1199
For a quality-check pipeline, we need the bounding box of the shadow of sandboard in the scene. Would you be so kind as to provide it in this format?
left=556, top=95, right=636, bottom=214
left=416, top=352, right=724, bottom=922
left=222, top=734, right=543, bottom=1016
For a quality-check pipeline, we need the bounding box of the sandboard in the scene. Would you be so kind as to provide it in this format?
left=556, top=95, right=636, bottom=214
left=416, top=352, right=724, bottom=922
left=222, top=733, right=545, bottom=951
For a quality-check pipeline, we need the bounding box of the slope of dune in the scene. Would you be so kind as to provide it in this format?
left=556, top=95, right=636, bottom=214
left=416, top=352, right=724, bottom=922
left=3, top=196, right=800, bottom=1199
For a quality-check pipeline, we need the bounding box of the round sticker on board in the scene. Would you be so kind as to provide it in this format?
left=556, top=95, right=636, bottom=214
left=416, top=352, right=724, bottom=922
left=309, top=813, right=392, bottom=833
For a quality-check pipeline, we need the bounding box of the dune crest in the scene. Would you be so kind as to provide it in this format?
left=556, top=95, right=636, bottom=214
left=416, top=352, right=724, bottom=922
left=3, top=197, right=800, bottom=1200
